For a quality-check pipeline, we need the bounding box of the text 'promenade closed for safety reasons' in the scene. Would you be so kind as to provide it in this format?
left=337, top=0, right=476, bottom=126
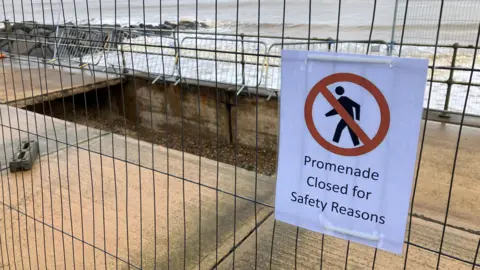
left=274, top=51, right=429, bottom=254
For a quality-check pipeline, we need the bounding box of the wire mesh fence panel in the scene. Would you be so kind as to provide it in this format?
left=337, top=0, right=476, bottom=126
left=118, top=33, right=178, bottom=77
left=54, top=26, right=111, bottom=68
left=393, top=0, right=480, bottom=45
left=265, top=41, right=391, bottom=99
left=264, top=41, right=330, bottom=97
left=179, top=36, right=267, bottom=89
left=0, top=0, right=479, bottom=269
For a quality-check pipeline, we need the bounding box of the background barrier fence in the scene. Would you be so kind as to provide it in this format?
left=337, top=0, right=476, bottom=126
left=2, top=23, right=480, bottom=115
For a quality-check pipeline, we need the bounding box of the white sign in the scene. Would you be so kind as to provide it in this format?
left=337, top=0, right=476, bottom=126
left=274, top=51, right=428, bottom=254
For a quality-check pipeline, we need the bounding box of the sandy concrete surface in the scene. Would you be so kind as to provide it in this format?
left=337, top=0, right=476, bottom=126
left=216, top=121, right=480, bottom=269
left=0, top=58, right=121, bottom=107
left=0, top=131, right=275, bottom=269
left=0, top=105, right=478, bottom=269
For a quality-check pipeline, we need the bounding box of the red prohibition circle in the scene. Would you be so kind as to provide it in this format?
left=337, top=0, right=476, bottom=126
left=304, top=73, right=390, bottom=156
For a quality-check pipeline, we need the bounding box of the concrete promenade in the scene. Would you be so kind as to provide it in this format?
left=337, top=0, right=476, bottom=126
left=0, top=58, right=122, bottom=107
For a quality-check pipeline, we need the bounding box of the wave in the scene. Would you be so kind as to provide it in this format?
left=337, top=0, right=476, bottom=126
left=211, top=21, right=480, bottom=31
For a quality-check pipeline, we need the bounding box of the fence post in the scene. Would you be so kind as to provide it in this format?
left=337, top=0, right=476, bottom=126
left=387, top=42, right=395, bottom=56
left=389, top=0, right=400, bottom=56
left=4, top=20, right=11, bottom=32
left=173, top=32, right=180, bottom=76
left=327, top=37, right=334, bottom=52
left=241, top=33, right=246, bottom=87
left=440, top=43, right=459, bottom=118
left=121, top=44, right=128, bottom=74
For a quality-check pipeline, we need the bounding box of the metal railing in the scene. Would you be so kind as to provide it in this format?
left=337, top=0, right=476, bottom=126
left=178, top=36, right=268, bottom=94
left=48, top=25, right=118, bottom=74
left=3, top=24, right=480, bottom=116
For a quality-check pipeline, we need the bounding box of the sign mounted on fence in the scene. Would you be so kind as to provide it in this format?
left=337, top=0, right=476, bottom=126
left=274, top=51, right=428, bottom=254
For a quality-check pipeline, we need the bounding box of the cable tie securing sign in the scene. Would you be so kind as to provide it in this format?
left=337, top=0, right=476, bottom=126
left=306, top=53, right=394, bottom=67
left=320, top=214, right=380, bottom=241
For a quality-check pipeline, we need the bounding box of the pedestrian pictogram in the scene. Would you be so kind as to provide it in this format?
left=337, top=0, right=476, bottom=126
left=325, top=86, right=361, bottom=146
left=304, top=73, right=391, bottom=157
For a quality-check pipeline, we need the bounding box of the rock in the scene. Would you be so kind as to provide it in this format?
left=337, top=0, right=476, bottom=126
left=139, top=23, right=154, bottom=29
left=10, top=38, right=39, bottom=55
left=11, top=23, right=25, bottom=31
left=29, top=28, right=53, bottom=37
left=179, top=20, right=196, bottom=29
left=198, top=21, right=208, bottom=28
left=13, top=29, right=28, bottom=36
left=12, top=22, right=36, bottom=33
left=0, top=40, right=11, bottom=52
left=159, top=20, right=208, bottom=30
left=29, top=47, right=54, bottom=59
left=29, top=48, right=44, bottom=57
left=50, top=27, right=62, bottom=37
left=24, top=25, right=38, bottom=33
left=48, top=31, right=57, bottom=39
left=47, top=37, right=58, bottom=55
left=127, top=32, right=141, bottom=39
left=37, top=37, right=53, bottom=47
left=5, top=29, right=31, bottom=40
left=22, top=21, right=38, bottom=25
left=102, top=24, right=121, bottom=28
left=47, top=32, right=59, bottom=49
left=164, top=21, right=177, bottom=28
left=41, top=46, right=54, bottom=58
left=160, top=23, right=174, bottom=30
left=160, top=31, right=172, bottom=37
left=0, top=38, right=10, bottom=47
left=42, top=25, right=58, bottom=32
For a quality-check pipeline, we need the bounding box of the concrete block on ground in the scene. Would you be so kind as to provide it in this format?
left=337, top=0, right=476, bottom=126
left=9, top=139, right=39, bottom=172
left=29, top=28, right=53, bottom=37
left=0, top=105, right=102, bottom=171
left=12, top=22, right=36, bottom=33
left=10, top=38, right=38, bottom=55
left=0, top=39, right=11, bottom=52
left=29, top=47, right=54, bottom=59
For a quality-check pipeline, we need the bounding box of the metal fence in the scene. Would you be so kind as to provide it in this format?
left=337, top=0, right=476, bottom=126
left=393, top=0, right=480, bottom=45
left=2, top=23, right=480, bottom=115
left=0, top=0, right=479, bottom=269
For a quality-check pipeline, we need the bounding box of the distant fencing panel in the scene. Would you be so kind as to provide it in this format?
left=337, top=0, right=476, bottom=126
left=53, top=26, right=112, bottom=70
left=393, top=0, right=480, bottom=45
left=264, top=40, right=390, bottom=99
left=179, top=36, right=267, bottom=92
left=120, top=33, right=178, bottom=78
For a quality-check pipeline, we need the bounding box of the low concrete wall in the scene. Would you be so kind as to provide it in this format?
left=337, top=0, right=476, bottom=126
left=232, top=95, right=279, bottom=151
left=121, top=78, right=279, bottom=151
left=115, top=77, right=480, bottom=154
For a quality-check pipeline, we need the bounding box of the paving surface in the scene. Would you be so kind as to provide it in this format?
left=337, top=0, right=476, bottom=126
left=0, top=105, right=477, bottom=269
left=0, top=58, right=122, bottom=107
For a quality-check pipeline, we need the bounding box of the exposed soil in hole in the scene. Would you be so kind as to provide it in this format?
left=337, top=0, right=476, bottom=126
left=26, top=89, right=278, bottom=176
